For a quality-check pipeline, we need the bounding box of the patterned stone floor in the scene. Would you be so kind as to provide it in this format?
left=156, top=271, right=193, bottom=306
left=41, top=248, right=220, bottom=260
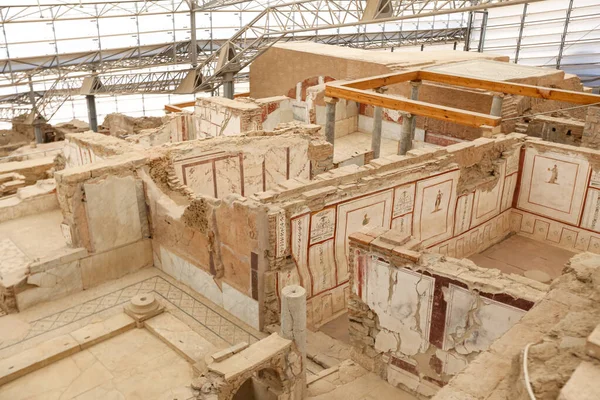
left=0, top=274, right=262, bottom=351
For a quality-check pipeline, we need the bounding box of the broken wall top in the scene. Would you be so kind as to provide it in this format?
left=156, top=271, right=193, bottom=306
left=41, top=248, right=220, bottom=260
left=66, top=131, right=137, bottom=158
left=252, top=133, right=528, bottom=208
left=349, top=228, right=548, bottom=304
left=196, top=96, right=262, bottom=111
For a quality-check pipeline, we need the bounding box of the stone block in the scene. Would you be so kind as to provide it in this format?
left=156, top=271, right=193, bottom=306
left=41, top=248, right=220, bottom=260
left=80, top=239, right=153, bottom=289
left=16, top=261, right=83, bottom=311
left=0, top=334, right=80, bottom=386
left=450, top=351, right=511, bottom=398
left=558, top=361, right=600, bottom=400
left=84, top=175, right=142, bottom=253
left=70, top=312, right=135, bottom=349
left=432, top=386, right=478, bottom=400
left=211, top=342, right=250, bottom=362
left=145, top=312, right=217, bottom=364
left=586, top=324, right=600, bottom=360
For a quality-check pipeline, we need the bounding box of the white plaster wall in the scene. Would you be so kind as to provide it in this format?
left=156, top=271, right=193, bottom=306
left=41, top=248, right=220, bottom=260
left=196, top=105, right=243, bottom=138
left=159, top=246, right=259, bottom=329
left=365, top=258, right=434, bottom=357
left=358, top=115, right=403, bottom=140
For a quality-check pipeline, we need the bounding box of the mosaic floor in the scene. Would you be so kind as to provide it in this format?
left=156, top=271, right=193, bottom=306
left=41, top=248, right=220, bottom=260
left=0, top=274, right=262, bottom=352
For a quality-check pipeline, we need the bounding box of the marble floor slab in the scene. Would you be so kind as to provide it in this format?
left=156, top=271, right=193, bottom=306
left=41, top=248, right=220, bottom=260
left=0, top=209, right=67, bottom=261
left=469, top=234, right=575, bottom=279
left=0, top=269, right=263, bottom=354
left=0, top=329, right=196, bottom=400
left=0, top=238, right=29, bottom=287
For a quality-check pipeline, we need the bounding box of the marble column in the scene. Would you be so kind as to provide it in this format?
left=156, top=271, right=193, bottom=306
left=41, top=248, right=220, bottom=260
left=371, top=105, right=383, bottom=159
left=399, top=113, right=414, bottom=155
left=371, top=87, right=387, bottom=159
left=325, top=97, right=338, bottom=146
left=280, top=285, right=307, bottom=397
left=281, top=285, right=307, bottom=361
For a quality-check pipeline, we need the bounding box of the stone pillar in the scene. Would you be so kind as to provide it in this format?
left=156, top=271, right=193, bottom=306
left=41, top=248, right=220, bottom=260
left=490, top=94, right=504, bottom=117
left=371, top=105, right=383, bottom=159
left=410, top=80, right=421, bottom=139
left=325, top=97, right=338, bottom=146
left=398, top=113, right=413, bottom=155
left=86, top=94, right=98, bottom=132
left=33, top=116, right=44, bottom=144
left=223, top=72, right=235, bottom=99
left=371, top=87, right=387, bottom=159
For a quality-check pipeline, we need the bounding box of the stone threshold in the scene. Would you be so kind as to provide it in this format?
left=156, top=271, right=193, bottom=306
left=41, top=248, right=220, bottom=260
left=0, top=312, right=134, bottom=386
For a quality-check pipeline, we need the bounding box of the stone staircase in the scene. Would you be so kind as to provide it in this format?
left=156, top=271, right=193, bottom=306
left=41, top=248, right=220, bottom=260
left=166, top=164, right=194, bottom=198
left=502, top=95, right=519, bottom=119
left=515, top=121, right=529, bottom=134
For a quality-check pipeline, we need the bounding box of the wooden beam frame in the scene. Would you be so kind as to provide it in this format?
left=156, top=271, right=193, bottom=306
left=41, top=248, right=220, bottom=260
left=418, top=71, right=600, bottom=105
left=327, top=83, right=500, bottom=128
left=325, top=68, right=600, bottom=128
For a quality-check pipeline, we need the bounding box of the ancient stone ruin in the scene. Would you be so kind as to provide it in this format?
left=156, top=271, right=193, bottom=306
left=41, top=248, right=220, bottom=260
left=1, top=30, right=600, bottom=400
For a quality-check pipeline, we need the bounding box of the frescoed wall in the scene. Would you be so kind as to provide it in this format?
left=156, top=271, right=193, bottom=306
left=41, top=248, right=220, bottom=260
left=512, top=142, right=600, bottom=253
left=346, top=242, right=544, bottom=396
left=266, top=136, right=600, bottom=330
left=172, top=140, right=311, bottom=199
left=269, top=135, right=525, bottom=329
left=63, top=132, right=134, bottom=168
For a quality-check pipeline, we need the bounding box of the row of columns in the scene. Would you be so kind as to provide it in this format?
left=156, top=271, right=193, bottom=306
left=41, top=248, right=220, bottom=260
left=324, top=83, right=506, bottom=159
left=324, top=80, right=423, bottom=157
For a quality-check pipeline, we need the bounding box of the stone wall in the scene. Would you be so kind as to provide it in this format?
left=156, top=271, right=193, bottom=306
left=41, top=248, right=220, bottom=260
left=347, top=229, right=546, bottom=397
left=167, top=128, right=331, bottom=199
left=195, top=96, right=295, bottom=139
left=510, top=140, right=600, bottom=255
left=124, top=112, right=196, bottom=147
left=0, top=153, right=154, bottom=313
left=63, top=132, right=136, bottom=168
left=582, top=106, right=600, bottom=149
left=0, top=179, right=58, bottom=223
left=143, top=168, right=270, bottom=330
left=432, top=252, right=600, bottom=400
left=254, top=134, right=527, bottom=329
left=527, top=115, right=585, bottom=146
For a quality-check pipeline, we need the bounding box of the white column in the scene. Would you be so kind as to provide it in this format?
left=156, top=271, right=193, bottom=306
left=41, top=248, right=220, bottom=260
left=281, top=285, right=307, bottom=361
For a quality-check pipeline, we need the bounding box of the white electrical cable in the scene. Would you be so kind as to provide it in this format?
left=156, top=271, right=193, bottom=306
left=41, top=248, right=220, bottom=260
left=523, top=343, right=537, bottom=400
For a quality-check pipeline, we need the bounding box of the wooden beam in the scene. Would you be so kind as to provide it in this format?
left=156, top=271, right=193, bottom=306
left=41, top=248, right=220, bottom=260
left=326, top=84, right=501, bottom=128
left=418, top=70, right=600, bottom=105
left=341, top=70, right=420, bottom=90
left=164, top=104, right=183, bottom=113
